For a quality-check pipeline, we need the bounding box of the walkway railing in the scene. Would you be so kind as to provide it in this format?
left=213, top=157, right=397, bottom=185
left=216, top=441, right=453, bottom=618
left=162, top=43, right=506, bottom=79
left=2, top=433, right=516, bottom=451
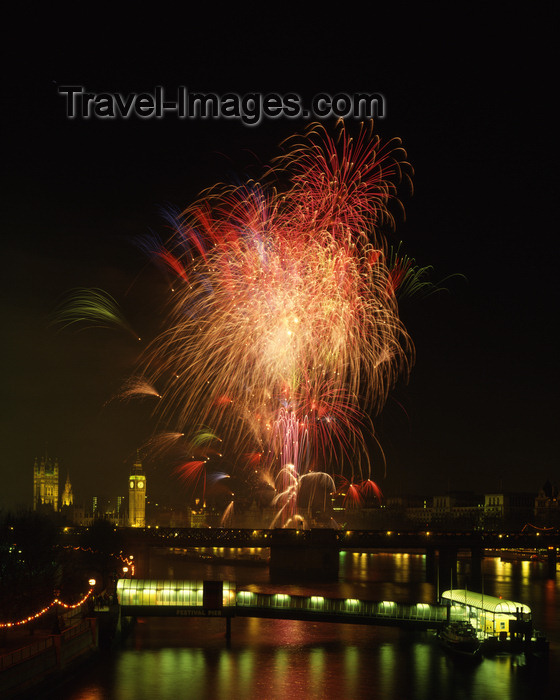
left=235, top=590, right=448, bottom=625
left=115, top=580, right=449, bottom=628
left=0, top=637, right=54, bottom=672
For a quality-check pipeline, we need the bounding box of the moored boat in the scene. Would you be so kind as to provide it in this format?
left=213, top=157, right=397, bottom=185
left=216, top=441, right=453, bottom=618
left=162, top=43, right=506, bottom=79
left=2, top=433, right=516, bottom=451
left=438, top=620, right=481, bottom=658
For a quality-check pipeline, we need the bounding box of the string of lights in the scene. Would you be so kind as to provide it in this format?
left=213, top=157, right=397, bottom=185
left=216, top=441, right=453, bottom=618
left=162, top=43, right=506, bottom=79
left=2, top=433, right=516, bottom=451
left=0, top=543, right=135, bottom=629
left=522, top=522, right=557, bottom=533
left=0, top=587, right=94, bottom=628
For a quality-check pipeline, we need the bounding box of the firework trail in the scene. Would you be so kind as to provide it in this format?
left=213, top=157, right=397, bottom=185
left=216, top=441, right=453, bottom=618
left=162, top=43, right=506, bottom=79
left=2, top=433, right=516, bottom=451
left=387, top=241, right=463, bottom=301
left=139, top=431, right=185, bottom=460
left=112, top=377, right=161, bottom=402
left=52, top=288, right=141, bottom=340
left=138, top=121, right=415, bottom=524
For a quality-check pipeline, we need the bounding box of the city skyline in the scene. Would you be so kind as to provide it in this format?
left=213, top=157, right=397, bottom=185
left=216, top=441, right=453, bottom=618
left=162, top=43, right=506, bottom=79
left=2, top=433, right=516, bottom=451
left=26, top=439, right=560, bottom=540
left=1, top=17, right=557, bottom=512
left=28, top=446, right=558, bottom=507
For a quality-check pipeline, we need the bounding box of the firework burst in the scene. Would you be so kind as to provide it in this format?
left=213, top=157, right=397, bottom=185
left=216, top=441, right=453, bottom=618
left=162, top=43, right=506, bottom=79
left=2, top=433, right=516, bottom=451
left=137, top=121, right=415, bottom=524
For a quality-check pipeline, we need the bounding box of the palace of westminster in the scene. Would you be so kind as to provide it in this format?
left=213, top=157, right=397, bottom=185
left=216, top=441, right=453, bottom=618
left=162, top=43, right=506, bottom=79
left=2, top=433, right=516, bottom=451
left=33, top=453, right=148, bottom=528
left=32, top=452, right=560, bottom=531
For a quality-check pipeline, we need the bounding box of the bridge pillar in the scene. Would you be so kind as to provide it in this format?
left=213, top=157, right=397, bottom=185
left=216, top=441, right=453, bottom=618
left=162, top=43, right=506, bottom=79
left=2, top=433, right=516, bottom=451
left=468, top=546, right=483, bottom=590
left=425, top=546, right=437, bottom=584
left=435, top=546, right=458, bottom=590
left=225, top=616, right=231, bottom=643
left=547, top=546, right=557, bottom=579
left=425, top=546, right=458, bottom=589
left=269, top=529, right=339, bottom=581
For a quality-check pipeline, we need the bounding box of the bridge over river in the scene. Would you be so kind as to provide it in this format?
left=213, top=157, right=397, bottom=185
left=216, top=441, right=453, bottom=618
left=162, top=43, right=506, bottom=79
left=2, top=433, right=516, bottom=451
left=62, top=526, right=559, bottom=582
left=116, top=526, right=560, bottom=551
left=112, top=527, right=559, bottom=583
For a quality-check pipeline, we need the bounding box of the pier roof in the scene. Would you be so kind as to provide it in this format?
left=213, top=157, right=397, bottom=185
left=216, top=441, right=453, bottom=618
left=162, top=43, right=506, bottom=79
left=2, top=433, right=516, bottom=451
left=441, top=589, right=531, bottom=615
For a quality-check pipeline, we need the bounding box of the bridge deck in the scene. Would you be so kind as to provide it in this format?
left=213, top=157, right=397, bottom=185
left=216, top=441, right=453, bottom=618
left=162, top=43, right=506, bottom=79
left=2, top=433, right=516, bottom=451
left=62, top=525, right=560, bottom=554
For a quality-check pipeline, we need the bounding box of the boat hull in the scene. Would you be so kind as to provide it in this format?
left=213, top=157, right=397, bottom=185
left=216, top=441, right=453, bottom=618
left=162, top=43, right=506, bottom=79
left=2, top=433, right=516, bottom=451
left=438, top=622, right=481, bottom=658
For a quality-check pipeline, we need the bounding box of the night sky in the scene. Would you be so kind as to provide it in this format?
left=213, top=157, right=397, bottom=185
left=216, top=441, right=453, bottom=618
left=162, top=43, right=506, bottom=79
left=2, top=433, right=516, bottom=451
left=1, top=10, right=557, bottom=510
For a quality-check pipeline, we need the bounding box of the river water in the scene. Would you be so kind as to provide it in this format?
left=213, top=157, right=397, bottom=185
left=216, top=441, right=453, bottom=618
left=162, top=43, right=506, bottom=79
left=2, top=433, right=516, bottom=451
left=46, top=549, right=559, bottom=699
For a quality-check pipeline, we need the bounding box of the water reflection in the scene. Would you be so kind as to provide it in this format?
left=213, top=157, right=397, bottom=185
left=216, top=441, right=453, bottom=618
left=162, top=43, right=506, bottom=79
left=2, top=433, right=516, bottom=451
left=412, top=642, right=430, bottom=698
left=342, top=645, right=359, bottom=697
left=237, top=648, right=254, bottom=692
left=309, top=647, right=326, bottom=697
left=378, top=643, right=396, bottom=697
left=45, top=550, right=559, bottom=700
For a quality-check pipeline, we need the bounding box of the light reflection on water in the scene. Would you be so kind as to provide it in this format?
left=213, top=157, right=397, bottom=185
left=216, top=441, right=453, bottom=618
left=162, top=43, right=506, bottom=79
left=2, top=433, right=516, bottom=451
left=47, top=551, right=559, bottom=700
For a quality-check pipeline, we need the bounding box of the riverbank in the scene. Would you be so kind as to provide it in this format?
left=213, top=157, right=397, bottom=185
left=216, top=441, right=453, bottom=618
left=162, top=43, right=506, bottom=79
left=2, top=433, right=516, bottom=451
left=0, top=616, right=99, bottom=698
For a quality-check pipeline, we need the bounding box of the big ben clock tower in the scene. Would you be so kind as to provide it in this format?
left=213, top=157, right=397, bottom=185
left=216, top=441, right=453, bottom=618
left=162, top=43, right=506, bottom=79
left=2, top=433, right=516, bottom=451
left=128, top=451, right=146, bottom=527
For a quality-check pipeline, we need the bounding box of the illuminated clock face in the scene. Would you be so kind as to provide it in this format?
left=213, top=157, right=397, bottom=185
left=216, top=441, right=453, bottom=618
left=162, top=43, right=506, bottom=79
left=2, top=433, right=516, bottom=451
left=129, top=480, right=135, bottom=489
left=138, top=481, right=144, bottom=489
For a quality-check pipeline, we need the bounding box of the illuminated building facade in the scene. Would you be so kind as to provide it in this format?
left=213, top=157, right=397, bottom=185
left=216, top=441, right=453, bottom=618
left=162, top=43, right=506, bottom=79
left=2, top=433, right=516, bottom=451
left=61, top=472, right=74, bottom=507
left=33, top=455, right=59, bottom=511
left=128, top=453, right=146, bottom=527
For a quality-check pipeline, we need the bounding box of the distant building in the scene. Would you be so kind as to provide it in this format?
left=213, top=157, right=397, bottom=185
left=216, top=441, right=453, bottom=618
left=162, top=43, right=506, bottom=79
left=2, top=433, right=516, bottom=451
left=67, top=502, right=85, bottom=524
left=61, top=473, right=74, bottom=507
left=483, top=492, right=534, bottom=529
left=92, top=495, right=126, bottom=524
left=33, top=455, right=59, bottom=511
left=534, top=480, right=560, bottom=526
left=145, top=496, right=190, bottom=527
left=432, top=492, right=483, bottom=530
left=128, top=453, right=146, bottom=527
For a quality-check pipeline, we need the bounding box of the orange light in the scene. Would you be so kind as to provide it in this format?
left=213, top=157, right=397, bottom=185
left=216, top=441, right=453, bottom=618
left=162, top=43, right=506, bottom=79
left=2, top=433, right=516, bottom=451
left=0, top=588, right=94, bottom=627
